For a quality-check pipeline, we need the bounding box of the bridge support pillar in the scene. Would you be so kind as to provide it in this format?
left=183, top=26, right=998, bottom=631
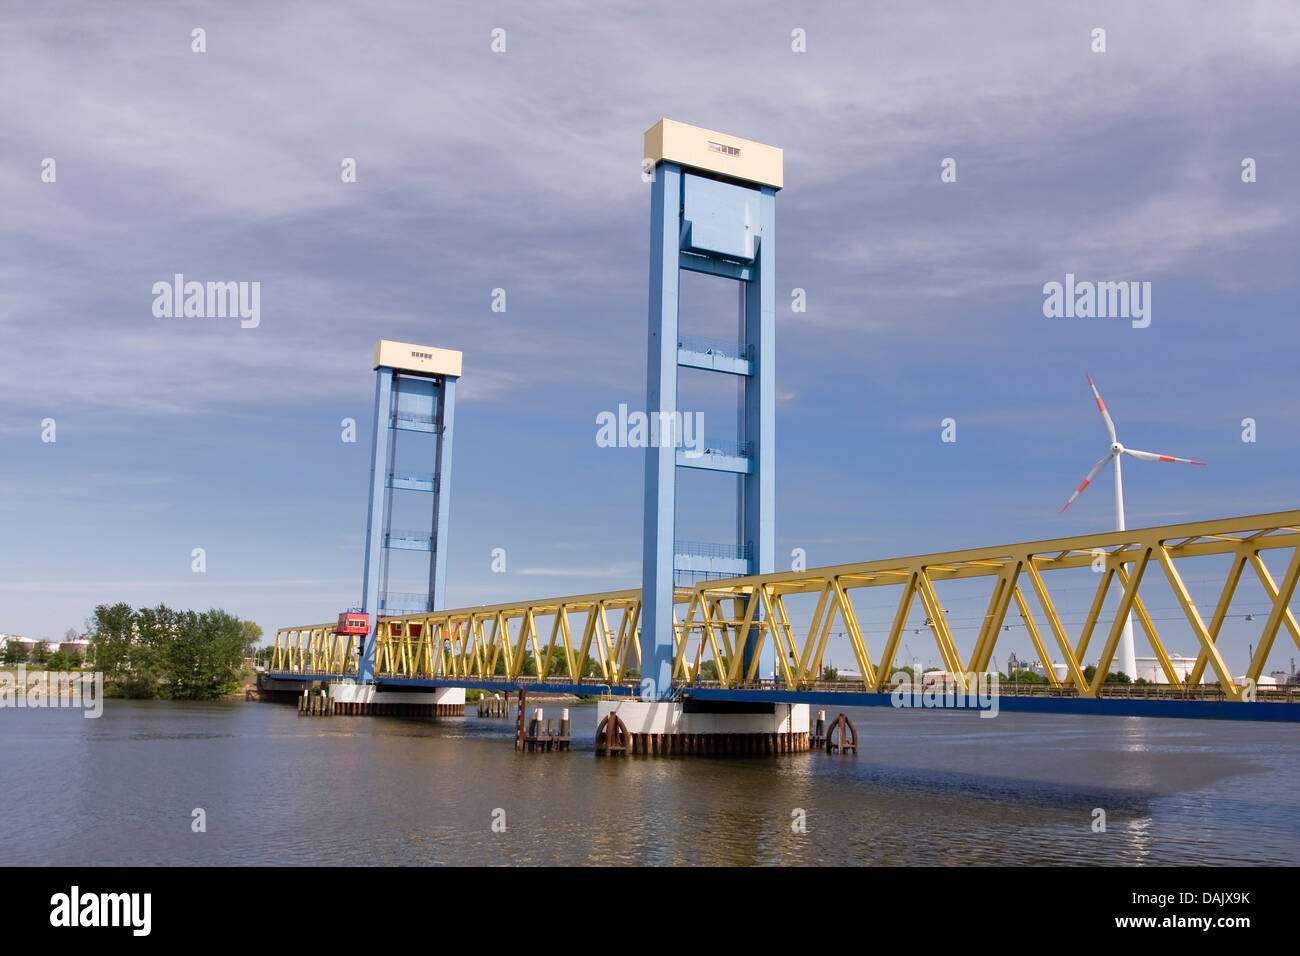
left=596, top=699, right=809, bottom=756
left=330, top=683, right=465, bottom=717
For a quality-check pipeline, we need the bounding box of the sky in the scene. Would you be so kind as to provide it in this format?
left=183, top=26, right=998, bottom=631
left=2, top=1, right=1298, bottom=675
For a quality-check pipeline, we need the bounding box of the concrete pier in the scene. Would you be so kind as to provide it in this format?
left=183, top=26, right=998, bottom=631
left=329, top=683, right=465, bottom=716
left=596, top=699, right=810, bottom=755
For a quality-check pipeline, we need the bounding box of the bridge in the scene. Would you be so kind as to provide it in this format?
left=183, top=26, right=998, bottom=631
left=270, top=508, right=1300, bottom=722
left=267, top=119, right=1299, bottom=737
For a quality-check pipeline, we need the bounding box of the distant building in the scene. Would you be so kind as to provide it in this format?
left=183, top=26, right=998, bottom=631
left=1051, top=655, right=1286, bottom=687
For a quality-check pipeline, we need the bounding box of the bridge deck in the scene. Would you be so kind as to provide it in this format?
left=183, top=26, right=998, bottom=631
left=263, top=672, right=1300, bottom=721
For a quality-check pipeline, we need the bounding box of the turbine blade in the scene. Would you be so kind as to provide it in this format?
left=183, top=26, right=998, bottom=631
left=1060, top=453, right=1114, bottom=513
left=1123, top=448, right=1206, bottom=465
left=1085, top=373, right=1118, bottom=443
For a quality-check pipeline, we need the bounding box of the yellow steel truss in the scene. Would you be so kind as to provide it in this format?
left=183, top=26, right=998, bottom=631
left=272, top=510, right=1300, bottom=699
left=270, top=624, right=357, bottom=676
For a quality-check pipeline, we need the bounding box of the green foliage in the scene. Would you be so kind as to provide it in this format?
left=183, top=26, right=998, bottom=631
left=240, top=620, right=263, bottom=651
left=1009, top=669, right=1046, bottom=684
left=1081, top=664, right=1132, bottom=685
left=490, top=648, right=538, bottom=676
left=89, top=602, right=257, bottom=699
left=3, top=641, right=28, bottom=664
left=28, top=641, right=50, bottom=666
left=45, top=650, right=73, bottom=671
left=820, top=665, right=840, bottom=681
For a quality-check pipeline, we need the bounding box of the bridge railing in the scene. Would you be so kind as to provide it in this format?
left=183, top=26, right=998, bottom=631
left=274, top=510, right=1300, bottom=702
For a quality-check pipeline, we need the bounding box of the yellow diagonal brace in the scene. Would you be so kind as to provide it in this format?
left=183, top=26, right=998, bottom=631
left=872, top=572, right=918, bottom=692
left=1088, top=548, right=1151, bottom=696
left=971, top=563, right=1020, bottom=675
left=1156, top=545, right=1239, bottom=699
left=809, top=585, right=840, bottom=681
left=1187, top=554, right=1246, bottom=687
left=1074, top=561, right=1117, bottom=665
left=729, top=590, right=762, bottom=684
left=1247, top=548, right=1300, bottom=682
left=574, top=605, right=598, bottom=680
left=673, top=593, right=701, bottom=680
left=798, top=582, right=832, bottom=683
left=915, top=569, right=966, bottom=690
left=771, top=592, right=802, bottom=686
left=701, top=597, right=732, bottom=686
left=557, top=606, right=577, bottom=680
left=1012, top=587, right=1061, bottom=687
left=1114, top=566, right=1181, bottom=688
left=831, top=578, right=874, bottom=688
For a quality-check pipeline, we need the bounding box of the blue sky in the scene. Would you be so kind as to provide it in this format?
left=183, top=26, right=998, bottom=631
left=2, top=2, right=1298, bottom=674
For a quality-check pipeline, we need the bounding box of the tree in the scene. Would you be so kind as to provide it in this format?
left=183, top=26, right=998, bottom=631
left=820, top=665, right=840, bottom=682
left=90, top=602, right=255, bottom=699
left=1082, top=664, right=1132, bottom=685
left=46, top=650, right=72, bottom=671
left=2, top=640, right=28, bottom=665
left=29, top=640, right=50, bottom=666
left=154, top=607, right=253, bottom=699
left=1009, top=669, right=1045, bottom=684
left=240, top=620, right=262, bottom=653
left=90, top=602, right=138, bottom=685
left=494, top=649, right=537, bottom=677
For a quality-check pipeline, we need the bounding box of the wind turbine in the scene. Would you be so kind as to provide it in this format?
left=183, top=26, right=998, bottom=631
left=1060, top=374, right=1205, bottom=680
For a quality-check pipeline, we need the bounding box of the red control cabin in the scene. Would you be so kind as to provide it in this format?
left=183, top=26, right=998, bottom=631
left=336, top=612, right=370, bottom=635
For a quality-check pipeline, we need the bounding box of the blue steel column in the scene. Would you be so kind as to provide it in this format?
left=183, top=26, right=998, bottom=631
left=359, top=369, right=394, bottom=683
left=641, top=161, right=681, bottom=701
left=741, top=187, right=777, bottom=680
left=429, top=376, right=456, bottom=612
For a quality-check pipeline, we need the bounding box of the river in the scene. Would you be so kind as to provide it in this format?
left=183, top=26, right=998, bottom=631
left=2, top=699, right=1296, bottom=865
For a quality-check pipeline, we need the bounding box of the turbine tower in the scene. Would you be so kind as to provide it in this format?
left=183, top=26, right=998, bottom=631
left=1060, top=374, right=1205, bottom=680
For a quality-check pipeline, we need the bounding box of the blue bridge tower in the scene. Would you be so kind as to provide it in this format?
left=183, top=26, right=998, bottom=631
left=357, top=340, right=463, bottom=684
left=640, top=120, right=783, bottom=699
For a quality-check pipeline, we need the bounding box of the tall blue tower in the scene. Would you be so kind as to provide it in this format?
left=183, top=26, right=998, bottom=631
left=357, top=340, right=462, bottom=683
left=641, top=120, right=783, bottom=699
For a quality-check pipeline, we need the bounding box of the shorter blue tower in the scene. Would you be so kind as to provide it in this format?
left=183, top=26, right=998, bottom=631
left=357, top=340, right=462, bottom=683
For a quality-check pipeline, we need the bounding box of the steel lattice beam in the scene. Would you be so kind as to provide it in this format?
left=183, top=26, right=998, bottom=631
left=272, top=510, right=1300, bottom=700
